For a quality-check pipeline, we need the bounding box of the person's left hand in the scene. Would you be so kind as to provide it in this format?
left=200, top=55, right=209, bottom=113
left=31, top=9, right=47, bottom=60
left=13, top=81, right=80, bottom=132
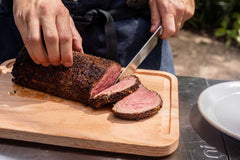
left=149, top=0, right=195, bottom=39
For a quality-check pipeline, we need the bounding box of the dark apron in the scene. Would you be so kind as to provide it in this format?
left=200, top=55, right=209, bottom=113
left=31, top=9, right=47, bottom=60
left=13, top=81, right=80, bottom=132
left=0, top=0, right=175, bottom=74
left=0, top=0, right=23, bottom=64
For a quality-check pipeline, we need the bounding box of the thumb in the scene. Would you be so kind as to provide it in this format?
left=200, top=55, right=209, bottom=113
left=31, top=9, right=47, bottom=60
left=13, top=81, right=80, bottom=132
left=70, top=17, right=84, bottom=53
left=149, top=0, right=161, bottom=33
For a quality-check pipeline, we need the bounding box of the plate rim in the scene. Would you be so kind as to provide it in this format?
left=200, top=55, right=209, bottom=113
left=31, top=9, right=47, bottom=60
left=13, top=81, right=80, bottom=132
left=198, top=81, right=240, bottom=141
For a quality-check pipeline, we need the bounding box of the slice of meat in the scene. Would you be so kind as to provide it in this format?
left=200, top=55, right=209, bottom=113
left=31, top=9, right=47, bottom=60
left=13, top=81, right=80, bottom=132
left=112, top=85, right=162, bottom=120
left=89, top=75, right=141, bottom=108
left=11, top=47, right=121, bottom=104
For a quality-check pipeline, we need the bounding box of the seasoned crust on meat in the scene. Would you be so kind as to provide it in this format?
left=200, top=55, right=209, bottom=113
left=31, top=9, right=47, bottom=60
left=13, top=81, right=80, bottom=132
left=11, top=47, right=121, bottom=104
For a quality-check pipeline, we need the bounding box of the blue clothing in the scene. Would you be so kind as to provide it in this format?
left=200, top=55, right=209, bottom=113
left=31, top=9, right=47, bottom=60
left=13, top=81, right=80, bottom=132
left=0, top=0, right=175, bottom=74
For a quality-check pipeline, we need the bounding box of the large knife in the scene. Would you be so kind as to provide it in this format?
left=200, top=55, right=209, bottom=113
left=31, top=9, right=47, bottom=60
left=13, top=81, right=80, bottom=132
left=115, top=25, right=163, bottom=82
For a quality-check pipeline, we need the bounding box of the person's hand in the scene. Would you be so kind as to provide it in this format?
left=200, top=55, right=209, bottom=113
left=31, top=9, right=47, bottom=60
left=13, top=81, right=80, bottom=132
left=149, top=0, right=195, bottom=39
left=13, top=0, right=83, bottom=67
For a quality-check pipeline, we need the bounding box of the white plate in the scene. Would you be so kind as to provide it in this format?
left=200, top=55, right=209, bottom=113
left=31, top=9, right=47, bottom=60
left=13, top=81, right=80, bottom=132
left=198, top=81, right=240, bottom=141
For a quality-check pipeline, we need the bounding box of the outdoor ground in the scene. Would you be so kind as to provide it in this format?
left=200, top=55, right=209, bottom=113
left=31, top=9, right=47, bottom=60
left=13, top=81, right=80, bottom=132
left=169, top=30, right=240, bottom=80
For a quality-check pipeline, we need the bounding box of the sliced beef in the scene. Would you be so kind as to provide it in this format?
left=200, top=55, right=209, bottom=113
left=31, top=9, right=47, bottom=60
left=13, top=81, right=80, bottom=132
left=89, top=75, right=141, bottom=108
left=112, top=85, right=162, bottom=120
left=11, top=47, right=121, bottom=104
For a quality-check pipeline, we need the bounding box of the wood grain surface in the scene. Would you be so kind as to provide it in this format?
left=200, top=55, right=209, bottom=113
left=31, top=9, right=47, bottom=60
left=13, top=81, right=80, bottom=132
left=0, top=59, right=179, bottom=157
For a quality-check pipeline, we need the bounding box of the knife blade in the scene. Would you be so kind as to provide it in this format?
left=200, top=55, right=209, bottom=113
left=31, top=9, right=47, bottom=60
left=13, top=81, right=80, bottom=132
left=115, top=25, right=163, bottom=82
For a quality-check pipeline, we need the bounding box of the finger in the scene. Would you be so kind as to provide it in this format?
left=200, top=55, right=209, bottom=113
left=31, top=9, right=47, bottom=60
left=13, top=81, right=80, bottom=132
left=161, top=13, right=176, bottom=39
left=172, top=2, right=185, bottom=37
left=171, top=14, right=183, bottom=37
left=70, top=17, right=84, bottom=53
left=15, top=20, right=39, bottom=64
left=182, top=0, right=195, bottom=23
left=158, top=1, right=176, bottom=39
left=172, top=15, right=183, bottom=37
left=26, top=19, right=49, bottom=66
left=149, top=0, right=161, bottom=33
left=41, top=16, right=60, bottom=66
left=56, top=13, right=73, bottom=67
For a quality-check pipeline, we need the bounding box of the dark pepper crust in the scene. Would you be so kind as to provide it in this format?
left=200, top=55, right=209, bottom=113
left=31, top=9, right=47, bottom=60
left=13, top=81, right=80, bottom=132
left=88, top=76, right=141, bottom=108
left=11, top=47, right=121, bottom=104
left=112, top=91, right=163, bottom=120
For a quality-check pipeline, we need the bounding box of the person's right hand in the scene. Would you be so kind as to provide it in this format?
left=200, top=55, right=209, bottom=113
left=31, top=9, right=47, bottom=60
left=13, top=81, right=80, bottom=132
left=149, top=0, right=195, bottom=39
left=13, top=0, right=83, bottom=67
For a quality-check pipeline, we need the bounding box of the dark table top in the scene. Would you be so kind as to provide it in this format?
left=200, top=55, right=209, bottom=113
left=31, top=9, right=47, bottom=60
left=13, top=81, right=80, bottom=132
left=0, top=76, right=240, bottom=160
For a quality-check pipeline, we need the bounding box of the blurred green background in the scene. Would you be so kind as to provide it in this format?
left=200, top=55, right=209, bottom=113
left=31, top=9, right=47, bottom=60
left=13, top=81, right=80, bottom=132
left=185, top=0, right=240, bottom=48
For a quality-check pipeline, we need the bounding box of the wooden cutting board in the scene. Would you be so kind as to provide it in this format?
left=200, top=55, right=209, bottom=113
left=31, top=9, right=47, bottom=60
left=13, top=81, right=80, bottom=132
left=0, top=59, right=179, bottom=157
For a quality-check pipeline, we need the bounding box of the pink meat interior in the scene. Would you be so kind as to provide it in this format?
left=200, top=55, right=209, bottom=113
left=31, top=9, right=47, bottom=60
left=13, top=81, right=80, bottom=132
left=113, top=86, right=161, bottom=113
left=90, top=63, right=121, bottom=98
left=93, top=76, right=137, bottom=98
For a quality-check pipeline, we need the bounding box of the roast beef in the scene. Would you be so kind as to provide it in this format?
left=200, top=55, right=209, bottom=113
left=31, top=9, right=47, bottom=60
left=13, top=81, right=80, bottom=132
left=112, top=85, right=162, bottom=120
left=11, top=47, right=122, bottom=104
left=89, top=75, right=141, bottom=108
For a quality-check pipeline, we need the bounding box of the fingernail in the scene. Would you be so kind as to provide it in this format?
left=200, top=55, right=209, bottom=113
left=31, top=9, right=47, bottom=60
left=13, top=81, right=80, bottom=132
left=76, top=47, right=82, bottom=52
left=79, top=48, right=84, bottom=54
left=35, top=60, right=40, bottom=64
left=64, top=62, right=72, bottom=67
left=52, top=62, right=60, bottom=66
left=150, top=25, right=157, bottom=33
left=43, top=63, right=49, bottom=67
